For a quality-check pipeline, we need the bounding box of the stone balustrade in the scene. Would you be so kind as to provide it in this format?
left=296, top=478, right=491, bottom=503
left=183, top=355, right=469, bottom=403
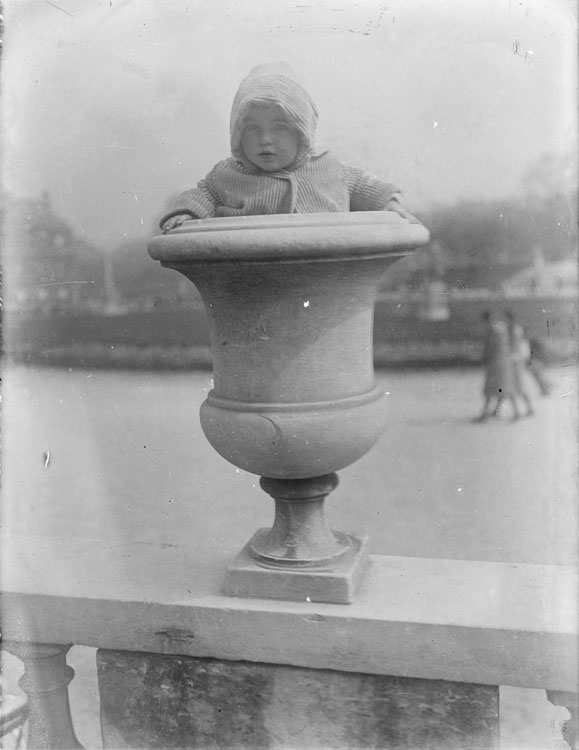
left=1, top=533, right=577, bottom=748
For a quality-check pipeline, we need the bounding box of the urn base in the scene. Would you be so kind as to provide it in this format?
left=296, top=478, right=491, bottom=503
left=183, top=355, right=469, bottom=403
left=225, top=532, right=369, bottom=604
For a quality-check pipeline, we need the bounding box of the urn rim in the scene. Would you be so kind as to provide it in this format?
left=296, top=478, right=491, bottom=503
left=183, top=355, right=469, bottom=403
left=148, top=211, right=430, bottom=264
left=163, top=211, right=409, bottom=234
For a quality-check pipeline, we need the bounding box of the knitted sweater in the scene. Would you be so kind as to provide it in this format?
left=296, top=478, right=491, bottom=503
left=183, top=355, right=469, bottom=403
left=169, top=153, right=401, bottom=218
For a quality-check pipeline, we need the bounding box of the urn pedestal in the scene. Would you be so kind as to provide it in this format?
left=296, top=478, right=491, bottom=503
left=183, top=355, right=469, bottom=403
left=148, top=212, right=429, bottom=603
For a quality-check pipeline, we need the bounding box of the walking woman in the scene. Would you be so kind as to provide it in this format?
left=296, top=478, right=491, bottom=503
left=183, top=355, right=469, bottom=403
left=475, top=310, right=521, bottom=421
left=505, top=310, right=534, bottom=417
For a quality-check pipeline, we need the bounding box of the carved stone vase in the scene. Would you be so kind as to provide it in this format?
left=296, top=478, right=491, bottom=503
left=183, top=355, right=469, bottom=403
left=148, top=212, right=429, bottom=603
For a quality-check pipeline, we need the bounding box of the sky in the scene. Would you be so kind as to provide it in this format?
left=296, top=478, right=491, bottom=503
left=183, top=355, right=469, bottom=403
left=2, top=0, right=577, bottom=251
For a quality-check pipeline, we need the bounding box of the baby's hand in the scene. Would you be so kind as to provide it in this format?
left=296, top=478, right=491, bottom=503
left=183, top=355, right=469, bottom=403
left=159, top=210, right=197, bottom=233
left=162, top=214, right=190, bottom=232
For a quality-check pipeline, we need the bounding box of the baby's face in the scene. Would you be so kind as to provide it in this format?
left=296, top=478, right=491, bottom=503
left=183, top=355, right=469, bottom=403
left=240, top=103, right=300, bottom=172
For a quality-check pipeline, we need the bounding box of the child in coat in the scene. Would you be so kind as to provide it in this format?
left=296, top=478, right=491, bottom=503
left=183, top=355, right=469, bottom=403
left=160, top=62, right=416, bottom=231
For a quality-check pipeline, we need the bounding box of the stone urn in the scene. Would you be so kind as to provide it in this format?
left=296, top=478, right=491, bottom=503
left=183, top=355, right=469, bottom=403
left=148, top=212, right=429, bottom=603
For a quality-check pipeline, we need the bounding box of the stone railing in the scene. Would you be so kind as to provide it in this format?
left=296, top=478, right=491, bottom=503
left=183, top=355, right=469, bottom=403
left=1, top=537, right=577, bottom=748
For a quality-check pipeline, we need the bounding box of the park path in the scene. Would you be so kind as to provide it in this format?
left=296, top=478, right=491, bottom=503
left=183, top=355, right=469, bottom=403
left=2, top=363, right=576, bottom=565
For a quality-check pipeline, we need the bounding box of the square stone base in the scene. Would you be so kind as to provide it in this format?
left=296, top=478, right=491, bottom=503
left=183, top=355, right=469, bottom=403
left=225, top=531, right=369, bottom=604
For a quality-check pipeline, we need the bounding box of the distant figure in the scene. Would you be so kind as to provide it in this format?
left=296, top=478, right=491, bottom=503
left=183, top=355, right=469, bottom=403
left=475, top=310, right=522, bottom=421
left=505, top=310, right=534, bottom=418
left=527, top=336, right=553, bottom=396
left=158, top=62, right=417, bottom=231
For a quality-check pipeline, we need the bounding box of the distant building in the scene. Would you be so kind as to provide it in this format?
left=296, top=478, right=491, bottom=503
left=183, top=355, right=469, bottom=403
left=3, top=192, right=105, bottom=312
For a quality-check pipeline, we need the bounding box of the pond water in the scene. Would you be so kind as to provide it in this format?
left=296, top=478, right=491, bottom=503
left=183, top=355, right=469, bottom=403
left=2, top=363, right=577, bottom=566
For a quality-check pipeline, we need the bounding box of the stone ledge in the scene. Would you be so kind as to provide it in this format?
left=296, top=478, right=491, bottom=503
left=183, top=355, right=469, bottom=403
left=1, top=534, right=576, bottom=691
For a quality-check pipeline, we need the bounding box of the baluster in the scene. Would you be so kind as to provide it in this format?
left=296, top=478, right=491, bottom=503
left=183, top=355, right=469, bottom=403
left=3, top=642, right=84, bottom=750
left=547, top=690, right=578, bottom=750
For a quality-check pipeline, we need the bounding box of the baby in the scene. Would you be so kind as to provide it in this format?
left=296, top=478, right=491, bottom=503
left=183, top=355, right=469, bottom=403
left=160, top=62, right=415, bottom=231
